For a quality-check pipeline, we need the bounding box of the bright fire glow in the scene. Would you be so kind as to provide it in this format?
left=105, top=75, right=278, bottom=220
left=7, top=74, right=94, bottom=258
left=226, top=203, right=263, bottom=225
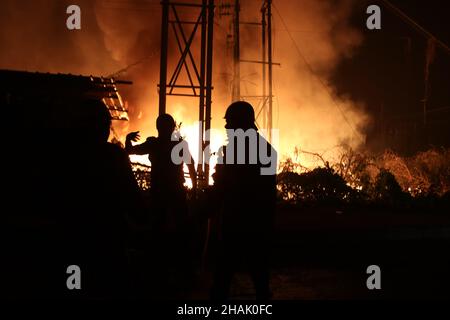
left=129, top=104, right=228, bottom=188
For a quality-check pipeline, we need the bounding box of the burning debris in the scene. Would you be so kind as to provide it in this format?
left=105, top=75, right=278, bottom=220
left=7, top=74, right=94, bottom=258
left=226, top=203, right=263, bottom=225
left=278, top=146, right=450, bottom=205
left=0, top=69, right=131, bottom=121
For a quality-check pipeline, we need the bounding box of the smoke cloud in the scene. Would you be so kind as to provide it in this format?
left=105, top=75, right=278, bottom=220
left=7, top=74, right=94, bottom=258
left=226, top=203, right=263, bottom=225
left=0, top=0, right=370, bottom=166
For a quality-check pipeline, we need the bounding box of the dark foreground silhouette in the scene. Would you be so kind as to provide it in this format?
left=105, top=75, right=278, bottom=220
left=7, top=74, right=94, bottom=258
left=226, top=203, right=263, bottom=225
left=125, top=113, right=197, bottom=297
left=6, top=99, right=143, bottom=298
left=210, top=101, right=277, bottom=300
left=2, top=92, right=449, bottom=300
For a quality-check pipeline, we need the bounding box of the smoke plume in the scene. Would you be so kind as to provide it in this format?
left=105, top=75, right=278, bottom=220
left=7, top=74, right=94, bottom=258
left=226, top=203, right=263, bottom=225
left=0, top=0, right=370, bottom=166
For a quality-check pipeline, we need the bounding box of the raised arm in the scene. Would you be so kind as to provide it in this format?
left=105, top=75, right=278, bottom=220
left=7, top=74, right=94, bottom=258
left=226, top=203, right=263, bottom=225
left=125, top=131, right=149, bottom=155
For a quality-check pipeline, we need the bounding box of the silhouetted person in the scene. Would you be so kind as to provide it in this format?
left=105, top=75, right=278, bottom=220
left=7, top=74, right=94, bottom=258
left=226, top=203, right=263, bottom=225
left=51, top=99, right=142, bottom=299
left=125, top=114, right=196, bottom=295
left=126, top=114, right=196, bottom=228
left=5, top=98, right=144, bottom=299
left=211, top=101, right=277, bottom=300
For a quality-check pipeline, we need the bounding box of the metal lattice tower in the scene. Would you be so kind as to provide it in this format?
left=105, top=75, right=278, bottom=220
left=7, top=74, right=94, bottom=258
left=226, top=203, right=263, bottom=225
left=158, top=0, right=215, bottom=188
left=227, top=0, right=278, bottom=142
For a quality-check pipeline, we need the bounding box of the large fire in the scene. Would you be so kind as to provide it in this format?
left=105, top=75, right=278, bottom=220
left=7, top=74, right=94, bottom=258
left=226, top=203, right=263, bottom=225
left=109, top=0, right=369, bottom=182
left=127, top=102, right=228, bottom=187
left=1, top=1, right=447, bottom=198
left=1, top=0, right=370, bottom=182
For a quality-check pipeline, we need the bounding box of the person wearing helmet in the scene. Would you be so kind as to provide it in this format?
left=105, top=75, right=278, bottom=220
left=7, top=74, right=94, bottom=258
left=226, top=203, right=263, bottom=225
left=211, top=101, right=277, bottom=300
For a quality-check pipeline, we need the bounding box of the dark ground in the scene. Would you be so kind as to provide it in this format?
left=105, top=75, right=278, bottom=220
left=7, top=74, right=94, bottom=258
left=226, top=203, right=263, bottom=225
left=272, top=207, right=449, bottom=300
left=131, top=206, right=450, bottom=300
left=4, top=202, right=450, bottom=300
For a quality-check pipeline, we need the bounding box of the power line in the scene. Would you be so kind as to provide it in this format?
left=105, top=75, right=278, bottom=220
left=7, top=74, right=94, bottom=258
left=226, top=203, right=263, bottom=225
left=272, top=3, right=365, bottom=144
left=380, top=0, right=450, bottom=56
left=107, top=49, right=159, bottom=78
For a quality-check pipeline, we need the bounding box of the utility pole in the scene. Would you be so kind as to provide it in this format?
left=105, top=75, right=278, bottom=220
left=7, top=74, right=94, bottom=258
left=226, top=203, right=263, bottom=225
left=159, top=0, right=169, bottom=115
left=233, top=0, right=277, bottom=143
left=261, top=1, right=267, bottom=129
left=232, top=0, right=241, bottom=102
left=266, top=0, right=273, bottom=142
left=204, top=0, right=214, bottom=184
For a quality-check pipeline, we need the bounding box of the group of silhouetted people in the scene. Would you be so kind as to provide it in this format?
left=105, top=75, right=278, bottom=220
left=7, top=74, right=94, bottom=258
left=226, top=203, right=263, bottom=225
left=4, top=99, right=277, bottom=300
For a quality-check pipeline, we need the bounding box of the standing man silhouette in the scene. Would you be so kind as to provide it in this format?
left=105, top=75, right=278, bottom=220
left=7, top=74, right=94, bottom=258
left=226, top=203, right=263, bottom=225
left=125, top=114, right=196, bottom=295
left=211, top=101, right=277, bottom=300
left=125, top=114, right=196, bottom=230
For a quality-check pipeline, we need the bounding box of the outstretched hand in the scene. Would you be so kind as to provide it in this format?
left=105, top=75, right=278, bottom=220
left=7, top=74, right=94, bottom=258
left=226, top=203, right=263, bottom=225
left=126, top=131, right=141, bottom=142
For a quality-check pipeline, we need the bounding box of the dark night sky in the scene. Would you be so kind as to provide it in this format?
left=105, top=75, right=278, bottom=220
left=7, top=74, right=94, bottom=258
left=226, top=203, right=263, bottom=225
left=332, top=0, right=450, bottom=153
